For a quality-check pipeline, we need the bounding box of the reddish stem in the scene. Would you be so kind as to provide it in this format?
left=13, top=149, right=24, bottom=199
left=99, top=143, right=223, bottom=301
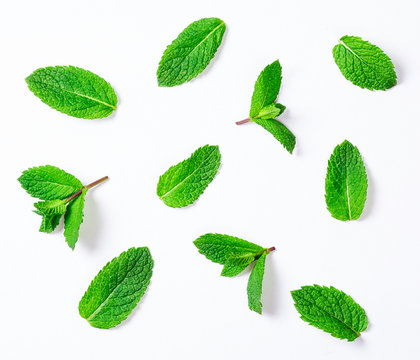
left=65, top=176, right=108, bottom=203
left=236, top=118, right=251, bottom=125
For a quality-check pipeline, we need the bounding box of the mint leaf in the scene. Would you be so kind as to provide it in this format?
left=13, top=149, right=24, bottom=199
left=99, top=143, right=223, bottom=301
left=18, top=165, right=82, bottom=200
left=253, top=118, right=296, bottom=154
left=291, top=285, right=368, bottom=341
left=194, top=233, right=275, bottom=313
left=237, top=60, right=296, bottom=153
left=157, top=145, right=221, bottom=208
left=64, top=188, right=87, bottom=250
left=26, top=66, right=117, bottom=119
left=79, top=247, right=154, bottom=329
left=247, top=252, right=267, bottom=314
left=249, top=60, right=282, bottom=118
left=254, top=103, right=286, bottom=120
left=333, top=35, right=397, bottom=90
left=157, top=18, right=226, bottom=87
left=325, top=140, right=368, bottom=221
left=19, top=167, right=108, bottom=249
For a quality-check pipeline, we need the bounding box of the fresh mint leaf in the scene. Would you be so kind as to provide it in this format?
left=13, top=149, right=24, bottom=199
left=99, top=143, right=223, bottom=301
left=19, top=167, right=108, bottom=249
left=325, top=140, right=368, bottom=221
left=157, top=18, right=226, bottom=87
left=64, top=188, right=87, bottom=250
left=253, top=118, right=296, bottom=154
left=333, top=35, right=397, bottom=90
left=26, top=66, right=117, bottom=119
left=249, top=60, right=282, bottom=118
left=194, top=233, right=274, bottom=313
left=247, top=252, right=267, bottom=314
left=18, top=165, right=82, bottom=200
left=291, top=285, right=368, bottom=341
left=157, top=145, right=221, bottom=208
left=237, top=60, right=296, bottom=153
left=79, top=247, right=154, bottom=329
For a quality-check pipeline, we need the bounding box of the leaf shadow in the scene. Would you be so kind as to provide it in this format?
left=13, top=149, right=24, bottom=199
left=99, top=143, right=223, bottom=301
left=261, top=255, right=279, bottom=316
left=358, top=163, right=374, bottom=221
left=79, top=195, right=102, bottom=251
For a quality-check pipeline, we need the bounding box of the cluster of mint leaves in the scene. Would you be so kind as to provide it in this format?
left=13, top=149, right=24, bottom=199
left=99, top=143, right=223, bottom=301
left=20, top=17, right=393, bottom=336
left=18, top=166, right=108, bottom=250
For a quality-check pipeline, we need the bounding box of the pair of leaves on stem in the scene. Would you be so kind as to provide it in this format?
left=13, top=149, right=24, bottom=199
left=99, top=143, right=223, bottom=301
left=18, top=165, right=107, bottom=249
left=194, top=233, right=274, bottom=314
left=333, top=35, right=397, bottom=90
left=157, top=18, right=226, bottom=87
left=157, top=145, right=221, bottom=208
left=237, top=60, right=296, bottom=154
left=325, top=140, right=368, bottom=221
left=292, top=285, right=368, bottom=341
left=26, top=66, right=117, bottom=119
left=79, top=247, right=153, bottom=329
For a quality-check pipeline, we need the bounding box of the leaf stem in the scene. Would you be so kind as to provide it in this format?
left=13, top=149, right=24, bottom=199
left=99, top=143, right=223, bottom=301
left=267, top=246, right=276, bottom=253
left=65, top=176, right=108, bottom=203
left=236, top=118, right=251, bottom=125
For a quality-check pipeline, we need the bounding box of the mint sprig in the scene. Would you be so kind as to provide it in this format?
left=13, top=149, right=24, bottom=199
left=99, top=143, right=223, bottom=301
left=157, top=18, right=226, bottom=87
left=292, top=285, right=368, bottom=341
left=194, top=233, right=275, bottom=314
left=18, top=166, right=108, bottom=249
left=236, top=60, right=296, bottom=153
left=26, top=66, right=117, bottom=119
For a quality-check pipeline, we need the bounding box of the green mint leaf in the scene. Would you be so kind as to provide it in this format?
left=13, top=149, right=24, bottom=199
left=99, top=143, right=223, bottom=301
left=249, top=60, right=282, bottom=118
left=226, top=253, right=257, bottom=266
left=254, top=103, right=286, bottom=120
left=38, top=213, right=62, bottom=234
left=64, top=188, right=87, bottom=250
left=193, top=233, right=263, bottom=275
left=247, top=252, right=267, bottom=314
left=79, top=247, right=153, bottom=329
left=333, top=35, right=396, bottom=90
left=34, top=199, right=67, bottom=215
left=253, top=118, right=296, bottom=154
left=18, top=165, right=82, bottom=200
left=325, top=140, right=368, bottom=221
left=157, top=145, right=221, bottom=208
left=26, top=66, right=117, bottom=119
left=157, top=18, right=226, bottom=87
left=291, top=285, right=368, bottom=341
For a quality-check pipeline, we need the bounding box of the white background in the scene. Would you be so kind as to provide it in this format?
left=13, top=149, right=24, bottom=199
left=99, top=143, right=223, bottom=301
left=1, top=0, right=419, bottom=358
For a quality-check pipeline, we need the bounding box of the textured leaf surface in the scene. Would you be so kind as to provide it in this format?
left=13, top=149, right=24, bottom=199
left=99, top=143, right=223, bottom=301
left=157, top=18, right=226, bottom=87
left=333, top=36, right=396, bottom=90
left=26, top=66, right=117, bottom=118
left=157, top=145, right=221, bottom=208
left=64, top=189, right=87, bottom=250
left=247, top=252, right=267, bottom=314
left=253, top=118, right=295, bottom=154
left=254, top=103, right=286, bottom=120
left=194, top=233, right=263, bottom=277
left=79, top=247, right=153, bottom=329
left=325, top=140, right=367, bottom=221
left=34, top=199, right=67, bottom=215
left=291, top=285, right=368, bottom=341
left=18, top=165, right=82, bottom=200
left=38, top=213, right=61, bottom=233
left=249, top=60, right=282, bottom=118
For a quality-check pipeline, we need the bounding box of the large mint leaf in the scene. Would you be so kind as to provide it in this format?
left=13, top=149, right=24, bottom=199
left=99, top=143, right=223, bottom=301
left=64, top=188, right=87, bottom=250
left=193, top=233, right=263, bottom=277
left=157, top=18, right=226, bottom=87
left=325, top=140, right=368, bottom=221
left=26, top=66, right=117, bottom=119
left=291, top=285, right=368, bottom=341
left=79, top=247, right=154, bottom=329
left=18, top=165, right=82, bottom=200
left=157, top=145, right=221, bottom=208
left=247, top=252, right=267, bottom=314
left=249, top=60, right=282, bottom=118
left=333, top=36, right=396, bottom=90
